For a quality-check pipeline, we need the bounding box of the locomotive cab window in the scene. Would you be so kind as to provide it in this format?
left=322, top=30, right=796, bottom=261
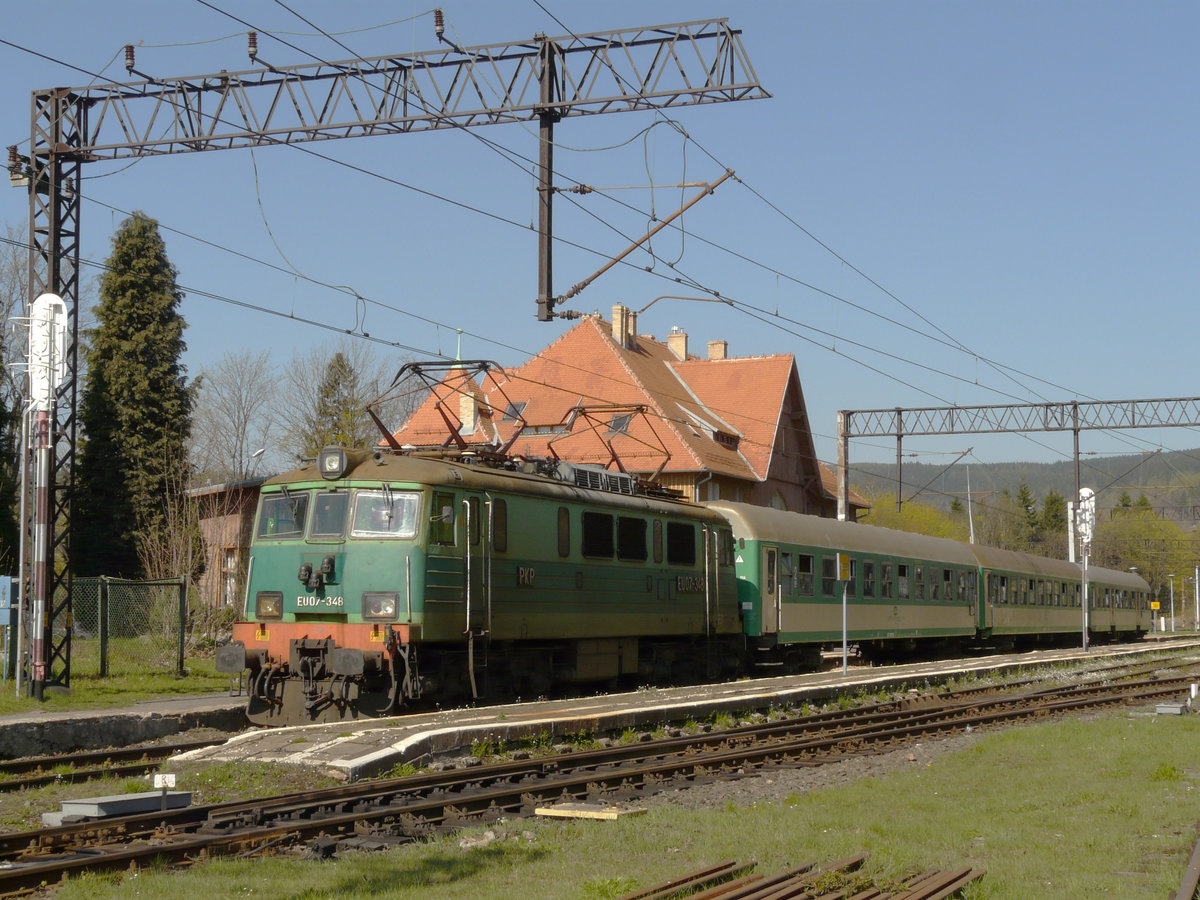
left=666, top=523, right=696, bottom=566
left=310, top=491, right=349, bottom=538
left=350, top=490, right=420, bottom=539
left=257, top=491, right=309, bottom=540
left=431, top=491, right=456, bottom=545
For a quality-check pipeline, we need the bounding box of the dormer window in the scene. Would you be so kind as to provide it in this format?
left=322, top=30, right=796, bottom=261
left=609, top=413, right=632, bottom=434
left=713, top=430, right=740, bottom=450
left=502, top=401, right=527, bottom=421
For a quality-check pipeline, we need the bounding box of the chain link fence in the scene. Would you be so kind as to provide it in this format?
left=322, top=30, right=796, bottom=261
left=72, top=577, right=187, bottom=677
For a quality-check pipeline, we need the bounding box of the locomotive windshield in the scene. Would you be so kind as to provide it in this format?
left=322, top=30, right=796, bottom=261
left=351, top=490, right=420, bottom=539
left=256, top=491, right=309, bottom=539
left=310, top=491, right=350, bottom=538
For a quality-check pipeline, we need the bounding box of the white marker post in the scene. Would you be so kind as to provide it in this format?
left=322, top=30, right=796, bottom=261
left=838, top=553, right=851, bottom=674
left=153, top=772, right=176, bottom=811
left=1077, top=488, right=1095, bottom=651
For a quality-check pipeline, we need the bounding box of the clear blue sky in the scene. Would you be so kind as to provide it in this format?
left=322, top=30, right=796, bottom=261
left=2, top=1, right=1197, bottom=475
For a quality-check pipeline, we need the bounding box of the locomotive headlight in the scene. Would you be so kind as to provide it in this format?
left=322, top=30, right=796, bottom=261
left=318, top=446, right=348, bottom=480
left=362, top=591, right=398, bottom=621
left=256, top=591, right=283, bottom=620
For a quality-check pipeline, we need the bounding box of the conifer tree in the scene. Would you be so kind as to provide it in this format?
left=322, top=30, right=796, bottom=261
left=301, top=351, right=372, bottom=457
left=75, top=212, right=192, bottom=577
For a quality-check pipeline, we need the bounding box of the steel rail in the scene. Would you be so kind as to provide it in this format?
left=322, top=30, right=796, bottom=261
left=0, top=672, right=1192, bottom=894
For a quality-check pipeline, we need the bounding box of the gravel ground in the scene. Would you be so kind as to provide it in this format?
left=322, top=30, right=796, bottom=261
left=646, top=732, right=980, bottom=811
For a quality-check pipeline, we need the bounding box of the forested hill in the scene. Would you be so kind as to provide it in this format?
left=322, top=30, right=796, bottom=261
left=851, top=448, right=1200, bottom=516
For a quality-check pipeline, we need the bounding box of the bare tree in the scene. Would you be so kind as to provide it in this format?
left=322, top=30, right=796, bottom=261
left=280, top=339, right=415, bottom=462
left=190, top=349, right=281, bottom=483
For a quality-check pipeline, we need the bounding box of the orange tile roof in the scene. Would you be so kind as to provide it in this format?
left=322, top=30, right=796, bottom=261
left=390, top=314, right=864, bottom=508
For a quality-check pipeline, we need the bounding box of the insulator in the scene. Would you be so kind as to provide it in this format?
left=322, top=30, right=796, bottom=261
left=6, top=146, right=17, bottom=170
left=434, top=9, right=445, bottom=38
left=124, top=45, right=135, bottom=73
left=248, top=31, right=258, bottom=61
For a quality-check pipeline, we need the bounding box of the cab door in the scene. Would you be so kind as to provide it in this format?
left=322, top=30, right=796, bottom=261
left=761, top=545, right=779, bottom=634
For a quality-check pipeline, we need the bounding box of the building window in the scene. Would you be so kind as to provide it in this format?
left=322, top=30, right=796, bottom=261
left=609, top=413, right=632, bottom=434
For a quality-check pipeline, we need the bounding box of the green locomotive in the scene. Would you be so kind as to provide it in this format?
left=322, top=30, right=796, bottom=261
left=217, top=446, right=741, bottom=725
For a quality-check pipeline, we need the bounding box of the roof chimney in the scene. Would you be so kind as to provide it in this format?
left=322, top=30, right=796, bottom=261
left=707, top=340, right=728, bottom=361
left=612, top=304, right=629, bottom=348
left=458, top=391, right=476, bottom=435
left=668, top=326, right=688, bottom=360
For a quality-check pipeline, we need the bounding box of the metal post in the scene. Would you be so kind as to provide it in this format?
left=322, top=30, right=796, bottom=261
left=15, top=407, right=28, bottom=697
left=836, top=411, right=849, bottom=521
left=1169, top=574, right=1175, bottom=633
left=535, top=37, right=558, bottom=321
left=895, top=408, right=903, bottom=514
left=29, top=408, right=50, bottom=700
left=1081, top=550, right=1089, bottom=651
left=1194, top=565, right=1198, bottom=631
left=841, top=580, right=848, bottom=675
left=98, top=577, right=109, bottom=677
left=177, top=577, right=187, bottom=677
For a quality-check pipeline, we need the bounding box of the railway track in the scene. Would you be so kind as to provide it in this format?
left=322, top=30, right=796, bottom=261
left=0, top=667, right=1194, bottom=896
left=0, top=739, right=227, bottom=793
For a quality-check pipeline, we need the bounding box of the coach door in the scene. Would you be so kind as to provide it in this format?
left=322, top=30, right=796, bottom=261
left=761, top=546, right=780, bottom=634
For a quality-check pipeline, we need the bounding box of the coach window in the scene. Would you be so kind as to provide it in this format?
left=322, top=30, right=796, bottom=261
left=780, top=552, right=795, bottom=595
left=943, top=570, right=953, bottom=603
left=862, top=561, right=876, bottom=599
left=846, top=559, right=858, bottom=598
left=432, top=491, right=456, bottom=545
left=666, top=522, right=696, bottom=566
left=618, top=516, right=648, bottom=562
left=914, top=566, right=925, bottom=601
left=896, top=564, right=910, bottom=600
left=821, top=557, right=837, bottom=597
left=929, top=570, right=940, bottom=602
left=881, top=562, right=894, bottom=600
left=653, top=521, right=664, bottom=563
left=557, top=507, right=570, bottom=558
left=798, top=554, right=815, bottom=596
left=582, top=512, right=615, bottom=558
left=998, top=575, right=1008, bottom=605
left=492, top=499, right=508, bottom=553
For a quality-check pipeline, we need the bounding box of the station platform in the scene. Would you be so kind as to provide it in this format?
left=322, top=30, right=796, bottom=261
left=0, top=692, right=245, bottom=758
left=173, top=638, right=1199, bottom=780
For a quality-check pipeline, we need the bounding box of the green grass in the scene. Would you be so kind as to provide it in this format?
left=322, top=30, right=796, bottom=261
left=0, top=654, right=231, bottom=716
left=48, top=709, right=1200, bottom=899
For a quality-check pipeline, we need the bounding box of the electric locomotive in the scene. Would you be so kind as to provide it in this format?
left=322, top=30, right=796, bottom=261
left=216, top=445, right=742, bottom=725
